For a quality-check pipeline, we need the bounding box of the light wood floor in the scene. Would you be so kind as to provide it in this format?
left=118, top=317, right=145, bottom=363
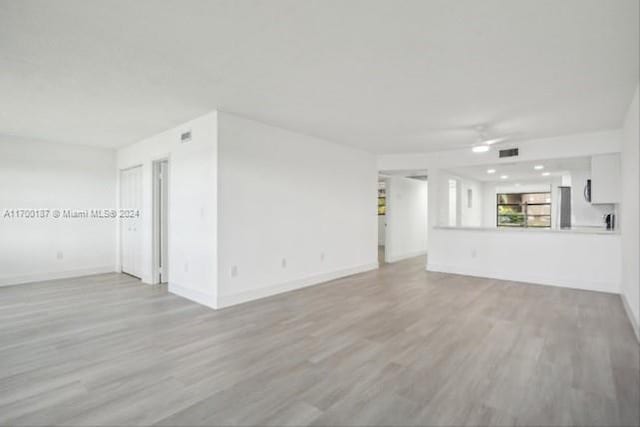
left=1, top=256, right=638, bottom=426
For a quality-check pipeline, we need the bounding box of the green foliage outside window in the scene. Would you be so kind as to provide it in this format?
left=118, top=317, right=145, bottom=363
left=378, top=183, right=386, bottom=215
left=497, top=192, right=551, bottom=228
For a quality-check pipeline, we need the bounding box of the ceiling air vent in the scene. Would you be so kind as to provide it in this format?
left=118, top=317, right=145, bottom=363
left=499, top=148, right=519, bottom=158
left=180, top=131, right=192, bottom=144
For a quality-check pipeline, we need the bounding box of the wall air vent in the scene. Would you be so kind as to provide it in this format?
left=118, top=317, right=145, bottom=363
left=180, top=131, right=192, bottom=143
left=499, top=148, right=519, bottom=158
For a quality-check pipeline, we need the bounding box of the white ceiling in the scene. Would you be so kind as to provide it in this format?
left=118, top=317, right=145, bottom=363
left=0, top=0, right=638, bottom=152
left=447, top=156, right=592, bottom=182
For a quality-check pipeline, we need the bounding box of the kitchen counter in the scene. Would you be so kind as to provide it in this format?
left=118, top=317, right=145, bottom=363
left=433, top=225, right=619, bottom=235
left=428, top=226, right=621, bottom=294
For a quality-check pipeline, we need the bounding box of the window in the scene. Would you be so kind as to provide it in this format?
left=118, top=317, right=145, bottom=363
left=378, top=182, right=386, bottom=215
left=497, top=192, right=551, bottom=228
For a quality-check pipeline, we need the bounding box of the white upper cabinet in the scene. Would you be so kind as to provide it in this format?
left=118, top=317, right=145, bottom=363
left=590, top=154, right=621, bottom=204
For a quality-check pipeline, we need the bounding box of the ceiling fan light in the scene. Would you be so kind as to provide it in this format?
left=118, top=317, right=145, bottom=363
left=472, top=145, right=490, bottom=153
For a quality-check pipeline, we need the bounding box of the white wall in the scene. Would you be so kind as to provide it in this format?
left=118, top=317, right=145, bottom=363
left=621, top=86, right=639, bottom=338
left=216, top=112, right=377, bottom=307
left=428, top=228, right=621, bottom=294
left=434, top=171, right=483, bottom=227
left=116, top=112, right=218, bottom=308
left=385, top=177, right=428, bottom=262
left=0, top=136, right=116, bottom=285
left=460, top=178, right=483, bottom=227
left=435, top=171, right=456, bottom=226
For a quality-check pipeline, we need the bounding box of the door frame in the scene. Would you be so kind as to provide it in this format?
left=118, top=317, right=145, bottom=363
left=152, top=158, right=169, bottom=284
left=119, top=164, right=143, bottom=278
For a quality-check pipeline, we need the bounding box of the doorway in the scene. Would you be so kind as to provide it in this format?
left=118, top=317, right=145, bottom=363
left=152, top=159, right=169, bottom=284
left=377, top=178, right=387, bottom=265
left=380, top=173, right=428, bottom=264
left=120, top=165, right=143, bottom=278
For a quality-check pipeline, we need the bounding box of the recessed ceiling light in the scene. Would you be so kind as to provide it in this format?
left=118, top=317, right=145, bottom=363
left=500, top=175, right=508, bottom=179
left=472, top=145, right=490, bottom=153
left=534, top=165, right=544, bottom=170
left=541, top=172, right=550, bottom=176
left=487, top=169, right=496, bottom=174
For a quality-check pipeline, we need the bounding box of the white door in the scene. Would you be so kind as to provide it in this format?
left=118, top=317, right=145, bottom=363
left=120, top=166, right=143, bottom=278
left=159, top=160, right=169, bottom=282
left=153, top=159, right=169, bottom=283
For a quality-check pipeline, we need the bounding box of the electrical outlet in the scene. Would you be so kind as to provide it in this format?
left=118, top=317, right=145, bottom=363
left=231, top=265, right=238, bottom=277
left=56, top=251, right=63, bottom=260
left=184, top=262, right=189, bottom=273
left=471, top=249, right=477, bottom=258
left=281, top=258, right=287, bottom=268
left=320, top=252, right=325, bottom=262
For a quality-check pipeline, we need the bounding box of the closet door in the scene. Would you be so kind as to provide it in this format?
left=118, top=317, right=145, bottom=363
left=120, top=166, right=143, bottom=278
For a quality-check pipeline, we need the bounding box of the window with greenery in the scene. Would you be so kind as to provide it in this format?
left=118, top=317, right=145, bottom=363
left=378, top=183, right=386, bottom=215
left=497, top=192, right=551, bottom=228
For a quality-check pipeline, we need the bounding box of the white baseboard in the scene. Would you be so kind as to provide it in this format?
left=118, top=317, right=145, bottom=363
left=386, top=250, right=427, bottom=263
left=0, top=266, right=116, bottom=287
left=168, top=283, right=217, bottom=309
left=621, top=292, right=640, bottom=343
left=141, top=275, right=154, bottom=285
left=426, top=262, right=619, bottom=294
left=217, top=262, right=379, bottom=309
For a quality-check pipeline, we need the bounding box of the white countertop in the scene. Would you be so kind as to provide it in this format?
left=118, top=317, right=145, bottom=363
left=434, top=225, right=620, bottom=235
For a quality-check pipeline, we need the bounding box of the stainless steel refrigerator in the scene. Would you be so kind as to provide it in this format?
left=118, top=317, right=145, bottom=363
left=558, top=186, right=572, bottom=229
